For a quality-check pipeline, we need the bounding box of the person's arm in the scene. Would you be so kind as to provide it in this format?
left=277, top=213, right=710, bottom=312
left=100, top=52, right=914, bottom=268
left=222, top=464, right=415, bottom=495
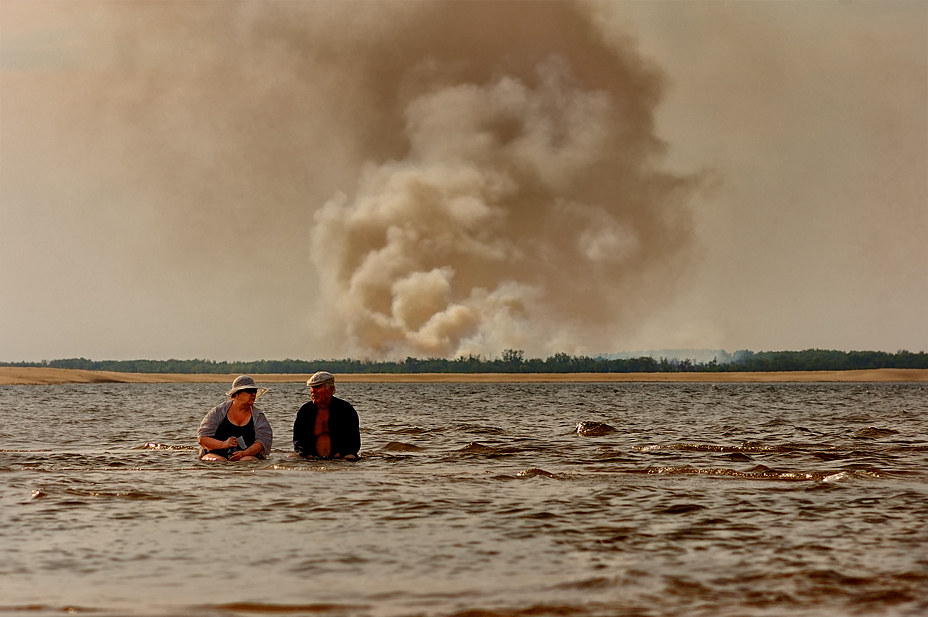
left=292, top=404, right=313, bottom=457
left=250, top=410, right=273, bottom=457
left=197, top=437, right=238, bottom=450
left=228, top=440, right=264, bottom=461
left=333, top=401, right=361, bottom=460
left=197, top=405, right=229, bottom=451
left=198, top=435, right=236, bottom=450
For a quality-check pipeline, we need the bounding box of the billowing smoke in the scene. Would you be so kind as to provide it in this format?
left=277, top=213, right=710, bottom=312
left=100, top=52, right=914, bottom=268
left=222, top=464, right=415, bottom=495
left=309, top=3, right=698, bottom=358
left=2, top=0, right=699, bottom=360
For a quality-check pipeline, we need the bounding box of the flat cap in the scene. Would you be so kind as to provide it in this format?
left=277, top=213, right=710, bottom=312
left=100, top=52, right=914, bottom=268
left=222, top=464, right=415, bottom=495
left=307, top=371, right=335, bottom=387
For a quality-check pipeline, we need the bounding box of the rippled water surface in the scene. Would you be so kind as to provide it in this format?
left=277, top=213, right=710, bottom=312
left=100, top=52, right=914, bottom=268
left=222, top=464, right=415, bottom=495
left=1, top=381, right=926, bottom=617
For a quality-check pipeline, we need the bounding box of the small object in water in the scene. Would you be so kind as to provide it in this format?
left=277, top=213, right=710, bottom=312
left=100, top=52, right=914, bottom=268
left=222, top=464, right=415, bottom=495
left=518, top=468, right=555, bottom=478
left=576, top=421, right=616, bottom=437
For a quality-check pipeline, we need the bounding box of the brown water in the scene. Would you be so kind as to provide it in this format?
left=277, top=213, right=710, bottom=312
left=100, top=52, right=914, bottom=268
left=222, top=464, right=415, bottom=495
left=1, top=382, right=926, bottom=616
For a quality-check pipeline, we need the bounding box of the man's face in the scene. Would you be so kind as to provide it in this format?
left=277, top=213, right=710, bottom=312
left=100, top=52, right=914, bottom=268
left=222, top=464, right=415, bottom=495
left=310, top=383, right=333, bottom=407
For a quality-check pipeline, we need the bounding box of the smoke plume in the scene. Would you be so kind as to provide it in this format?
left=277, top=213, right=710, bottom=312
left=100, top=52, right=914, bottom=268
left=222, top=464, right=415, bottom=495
left=308, top=1, right=698, bottom=358
left=1, top=0, right=700, bottom=360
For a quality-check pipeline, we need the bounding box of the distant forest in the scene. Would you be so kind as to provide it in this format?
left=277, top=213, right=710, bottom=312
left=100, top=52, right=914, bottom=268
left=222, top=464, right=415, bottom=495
left=3, top=349, right=927, bottom=374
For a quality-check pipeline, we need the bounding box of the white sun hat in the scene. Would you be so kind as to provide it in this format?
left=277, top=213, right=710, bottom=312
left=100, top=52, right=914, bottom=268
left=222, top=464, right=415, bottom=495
left=226, top=375, right=269, bottom=398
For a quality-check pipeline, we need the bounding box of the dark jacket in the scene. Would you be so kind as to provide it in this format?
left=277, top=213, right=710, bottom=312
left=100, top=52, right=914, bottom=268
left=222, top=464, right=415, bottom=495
left=292, top=396, right=360, bottom=458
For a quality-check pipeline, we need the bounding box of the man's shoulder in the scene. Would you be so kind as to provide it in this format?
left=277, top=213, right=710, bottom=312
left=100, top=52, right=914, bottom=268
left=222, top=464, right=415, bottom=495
left=332, top=397, right=358, bottom=412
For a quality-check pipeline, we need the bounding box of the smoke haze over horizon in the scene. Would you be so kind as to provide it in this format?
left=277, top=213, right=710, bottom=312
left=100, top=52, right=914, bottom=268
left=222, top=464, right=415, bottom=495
left=2, top=1, right=926, bottom=361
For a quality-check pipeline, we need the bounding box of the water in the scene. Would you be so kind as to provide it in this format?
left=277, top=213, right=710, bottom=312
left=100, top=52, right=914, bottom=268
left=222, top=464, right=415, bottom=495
left=1, top=381, right=926, bottom=617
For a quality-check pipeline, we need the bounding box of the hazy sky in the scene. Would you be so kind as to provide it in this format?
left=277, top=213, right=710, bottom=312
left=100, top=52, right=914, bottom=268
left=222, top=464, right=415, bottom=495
left=1, top=0, right=926, bottom=362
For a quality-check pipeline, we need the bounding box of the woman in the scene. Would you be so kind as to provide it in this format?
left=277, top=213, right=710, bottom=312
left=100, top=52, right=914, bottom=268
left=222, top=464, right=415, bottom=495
left=197, top=375, right=273, bottom=461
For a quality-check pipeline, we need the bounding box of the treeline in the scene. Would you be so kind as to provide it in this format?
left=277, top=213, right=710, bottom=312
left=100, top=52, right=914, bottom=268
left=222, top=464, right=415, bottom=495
left=722, top=349, right=928, bottom=372
left=3, top=349, right=927, bottom=374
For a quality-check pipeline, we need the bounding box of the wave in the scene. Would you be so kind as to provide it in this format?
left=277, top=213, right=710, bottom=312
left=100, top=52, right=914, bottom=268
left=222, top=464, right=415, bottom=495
left=855, top=427, right=899, bottom=438
left=517, top=467, right=557, bottom=478
left=633, top=441, right=910, bottom=455
left=135, top=443, right=197, bottom=451
left=204, top=602, right=370, bottom=613
left=458, top=442, right=526, bottom=456
left=381, top=441, right=427, bottom=452
left=639, top=465, right=882, bottom=481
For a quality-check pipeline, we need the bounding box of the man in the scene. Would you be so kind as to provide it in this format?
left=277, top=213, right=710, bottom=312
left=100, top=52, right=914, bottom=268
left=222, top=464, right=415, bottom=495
left=292, top=371, right=360, bottom=460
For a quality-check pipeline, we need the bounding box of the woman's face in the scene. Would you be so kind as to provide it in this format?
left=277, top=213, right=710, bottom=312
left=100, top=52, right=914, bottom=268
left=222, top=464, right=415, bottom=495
left=233, top=388, right=257, bottom=408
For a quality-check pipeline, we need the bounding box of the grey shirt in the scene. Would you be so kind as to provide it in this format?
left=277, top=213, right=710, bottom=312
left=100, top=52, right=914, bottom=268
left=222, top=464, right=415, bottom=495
left=197, top=400, right=273, bottom=457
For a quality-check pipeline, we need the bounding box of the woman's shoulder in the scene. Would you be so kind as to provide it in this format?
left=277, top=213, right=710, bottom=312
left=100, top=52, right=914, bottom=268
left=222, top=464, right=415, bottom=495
left=251, top=406, right=271, bottom=421
left=202, top=400, right=231, bottom=419
left=197, top=400, right=231, bottom=434
left=212, top=399, right=233, bottom=413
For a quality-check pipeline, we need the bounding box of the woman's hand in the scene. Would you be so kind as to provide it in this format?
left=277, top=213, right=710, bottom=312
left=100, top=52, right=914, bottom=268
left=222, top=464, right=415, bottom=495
left=197, top=436, right=236, bottom=452
left=229, top=443, right=261, bottom=461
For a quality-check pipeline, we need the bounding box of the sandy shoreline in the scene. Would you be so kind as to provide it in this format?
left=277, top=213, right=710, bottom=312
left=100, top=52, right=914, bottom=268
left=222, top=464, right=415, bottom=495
left=1, top=367, right=927, bottom=386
